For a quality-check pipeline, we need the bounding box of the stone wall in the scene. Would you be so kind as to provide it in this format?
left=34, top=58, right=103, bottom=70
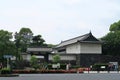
left=100, top=55, right=120, bottom=64
left=79, top=54, right=120, bottom=67
left=80, top=54, right=101, bottom=67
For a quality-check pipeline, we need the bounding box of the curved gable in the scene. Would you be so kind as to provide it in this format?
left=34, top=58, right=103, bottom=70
left=82, top=32, right=99, bottom=41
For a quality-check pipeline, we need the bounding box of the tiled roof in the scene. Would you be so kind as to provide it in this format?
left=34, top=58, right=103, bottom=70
left=27, top=47, right=52, bottom=52
left=56, top=32, right=101, bottom=48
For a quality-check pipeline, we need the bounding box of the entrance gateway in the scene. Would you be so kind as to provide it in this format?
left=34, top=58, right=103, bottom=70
left=26, top=47, right=52, bottom=62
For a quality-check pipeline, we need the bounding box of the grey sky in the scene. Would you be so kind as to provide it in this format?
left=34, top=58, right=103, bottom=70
left=0, top=0, right=120, bottom=44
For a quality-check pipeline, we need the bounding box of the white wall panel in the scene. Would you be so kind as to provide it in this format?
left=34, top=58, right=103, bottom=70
left=80, top=43, right=102, bottom=54
left=66, top=43, right=80, bottom=54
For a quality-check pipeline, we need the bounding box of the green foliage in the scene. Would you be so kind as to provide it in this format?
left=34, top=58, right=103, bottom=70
left=14, top=27, right=33, bottom=60
left=14, top=27, right=48, bottom=54
left=102, top=20, right=120, bottom=55
left=0, top=27, right=49, bottom=63
left=14, top=27, right=33, bottom=53
left=71, top=65, right=81, bottom=69
left=101, top=32, right=120, bottom=55
left=47, top=44, right=56, bottom=48
left=31, top=35, right=47, bottom=47
left=0, top=30, right=16, bottom=61
left=19, top=27, right=33, bottom=35
left=12, top=60, right=30, bottom=69
left=60, top=64, right=66, bottom=69
left=109, top=20, right=120, bottom=32
left=92, top=63, right=108, bottom=71
left=0, top=67, right=11, bottom=74
left=30, top=55, right=39, bottom=69
left=47, top=64, right=52, bottom=69
left=52, top=54, right=61, bottom=63
left=47, top=64, right=66, bottom=70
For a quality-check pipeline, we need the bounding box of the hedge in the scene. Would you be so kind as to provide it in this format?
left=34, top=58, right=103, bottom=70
left=92, top=63, right=108, bottom=71
left=0, top=68, right=11, bottom=74
left=47, top=64, right=66, bottom=70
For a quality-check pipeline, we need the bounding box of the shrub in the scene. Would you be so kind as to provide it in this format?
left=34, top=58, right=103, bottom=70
left=60, top=64, right=66, bottom=69
left=71, top=65, right=81, bottom=69
left=47, top=64, right=66, bottom=70
left=1, top=68, right=11, bottom=74
left=12, top=60, right=30, bottom=69
left=47, top=64, right=52, bottom=69
left=52, top=54, right=60, bottom=63
left=92, top=63, right=108, bottom=71
left=30, top=55, right=40, bottom=70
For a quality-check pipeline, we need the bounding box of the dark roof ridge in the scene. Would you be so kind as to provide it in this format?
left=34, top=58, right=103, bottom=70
left=56, top=32, right=101, bottom=48
left=60, top=32, right=90, bottom=43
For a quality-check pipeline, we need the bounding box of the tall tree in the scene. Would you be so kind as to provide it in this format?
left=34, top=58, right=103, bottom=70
left=14, top=27, right=33, bottom=53
left=109, top=20, right=120, bottom=32
left=31, top=35, right=47, bottom=47
left=14, top=27, right=33, bottom=60
left=102, top=20, right=120, bottom=55
left=0, top=30, right=16, bottom=61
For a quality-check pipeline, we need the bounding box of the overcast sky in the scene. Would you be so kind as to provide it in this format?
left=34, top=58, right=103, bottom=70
left=0, top=0, right=120, bottom=44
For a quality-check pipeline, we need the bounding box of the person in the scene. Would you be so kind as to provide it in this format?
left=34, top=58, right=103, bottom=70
left=90, top=65, right=92, bottom=70
left=108, top=63, right=114, bottom=71
left=66, top=63, right=71, bottom=70
left=68, top=63, right=71, bottom=69
left=0, top=62, right=3, bottom=69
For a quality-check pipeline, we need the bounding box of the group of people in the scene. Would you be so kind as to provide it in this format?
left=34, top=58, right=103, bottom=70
left=108, top=63, right=118, bottom=71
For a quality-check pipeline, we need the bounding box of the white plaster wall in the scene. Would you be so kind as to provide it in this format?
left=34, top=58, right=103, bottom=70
left=66, top=43, right=80, bottom=54
left=22, top=54, right=31, bottom=60
left=52, top=50, right=58, bottom=53
left=49, top=55, right=76, bottom=60
left=80, top=43, right=102, bottom=54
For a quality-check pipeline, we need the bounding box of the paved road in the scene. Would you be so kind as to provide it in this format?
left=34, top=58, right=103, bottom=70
left=1, top=73, right=120, bottom=80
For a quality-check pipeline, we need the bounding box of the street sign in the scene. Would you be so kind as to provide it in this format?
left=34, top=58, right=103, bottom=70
left=3, top=55, right=12, bottom=58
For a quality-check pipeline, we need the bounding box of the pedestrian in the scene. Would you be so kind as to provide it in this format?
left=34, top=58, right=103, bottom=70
left=0, top=62, right=3, bottom=69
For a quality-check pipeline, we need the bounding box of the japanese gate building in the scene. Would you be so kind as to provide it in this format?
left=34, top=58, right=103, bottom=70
left=22, top=47, right=52, bottom=63
left=24, top=32, right=102, bottom=67
left=50, top=32, right=102, bottom=67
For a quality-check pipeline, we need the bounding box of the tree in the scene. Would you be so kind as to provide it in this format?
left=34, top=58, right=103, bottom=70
left=30, top=55, right=39, bottom=69
left=52, top=54, right=60, bottom=63
left=101, top=20, right=120, bottom=55
left=0, top=30, right=16, bottom=61
left=109, top=20, right=120, bottom=32
left=14, top=27, right=33, bottom=53
left=31, top=35, right=47, bottom=47
left=47, top=44, right=56, bottom=48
